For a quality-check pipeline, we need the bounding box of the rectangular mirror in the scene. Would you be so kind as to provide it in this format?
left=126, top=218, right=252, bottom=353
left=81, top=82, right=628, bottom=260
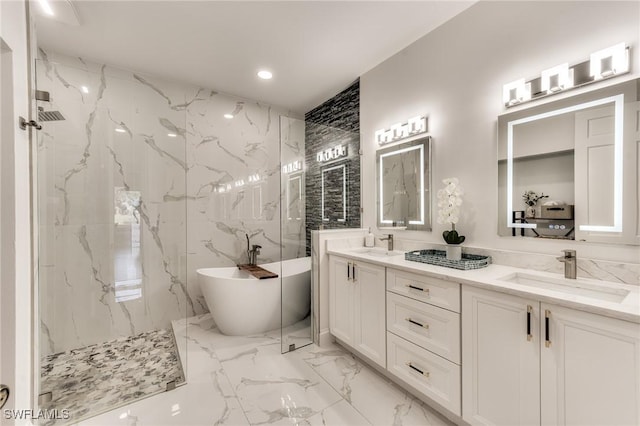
left=376, top=136, right=432, bottom=230
left=287, top=173, right=303, bottom=220
left=321, top=164, right=346, bottom=223
left=498, top=77, right=639, bottom=245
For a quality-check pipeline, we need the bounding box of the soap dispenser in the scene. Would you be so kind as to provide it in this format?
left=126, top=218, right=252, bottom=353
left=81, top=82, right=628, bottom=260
left=365, top=228, right=374, bottom=247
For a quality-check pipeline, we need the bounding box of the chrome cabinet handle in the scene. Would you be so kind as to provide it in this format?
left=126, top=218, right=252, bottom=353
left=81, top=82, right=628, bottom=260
left=405, top=284, right=429, bottom=294
left=352, top=263, right=356, bottom=281
left=406, top=362, right=429, bottom=377
left=347, top=262, right=351, bottom=280
left=405, top=318, right=429, bottom=329
left=527, top=305, right=533, bottom=341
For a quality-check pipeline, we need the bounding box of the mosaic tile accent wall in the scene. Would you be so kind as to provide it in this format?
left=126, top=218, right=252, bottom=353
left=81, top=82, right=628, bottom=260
left=304, top=80, right=361, bottom=254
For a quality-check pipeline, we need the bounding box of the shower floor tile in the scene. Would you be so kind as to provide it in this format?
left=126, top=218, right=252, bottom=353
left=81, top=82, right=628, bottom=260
left=40, top=328, right=185, bottom=425
left=78, top=314, right=454, bottom=426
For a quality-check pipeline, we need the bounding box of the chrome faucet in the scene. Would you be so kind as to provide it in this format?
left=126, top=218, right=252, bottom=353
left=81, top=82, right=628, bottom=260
left=245, top=234, right=261, bottom=266
left=557, top=249, right=577, bottom=279
left=379, top=234, right=394, bottom=251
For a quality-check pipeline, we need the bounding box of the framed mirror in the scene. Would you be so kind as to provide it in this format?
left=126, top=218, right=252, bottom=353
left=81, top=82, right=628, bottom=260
left=321, top=164, right=346, bottom=223
left=376, top=136, right=432, bottom=230
left=498, top=77, right=639, bottom=245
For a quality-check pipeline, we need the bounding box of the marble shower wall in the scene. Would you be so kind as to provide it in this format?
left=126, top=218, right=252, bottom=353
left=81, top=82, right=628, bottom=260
left=37, top=50, right=301, bottom=356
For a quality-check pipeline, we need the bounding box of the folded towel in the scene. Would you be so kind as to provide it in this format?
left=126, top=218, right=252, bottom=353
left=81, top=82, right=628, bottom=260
left=542, top=200, right=567, bottom=206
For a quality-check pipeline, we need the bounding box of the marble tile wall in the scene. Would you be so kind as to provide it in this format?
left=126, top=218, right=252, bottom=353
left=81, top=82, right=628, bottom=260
left=304, top=81, right=361, bottom=255
left=392, top=238, right=640, bottom=286
left=36, top=50, right=302, bottom=356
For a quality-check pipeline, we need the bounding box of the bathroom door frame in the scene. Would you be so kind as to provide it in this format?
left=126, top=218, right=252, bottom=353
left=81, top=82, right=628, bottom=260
left=0, top=0, right=37, bottom=418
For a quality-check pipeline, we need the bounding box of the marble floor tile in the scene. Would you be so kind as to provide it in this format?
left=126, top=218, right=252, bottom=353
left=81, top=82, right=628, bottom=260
left=76, top=315, right=453, bottom=426
left=295, top=343, right=453, bottom=426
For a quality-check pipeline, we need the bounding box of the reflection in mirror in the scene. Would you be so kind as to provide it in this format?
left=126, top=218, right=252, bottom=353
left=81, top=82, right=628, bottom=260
left=287, top=173, right=303, bottom=220
left=376, top=136, right=431, bottom=230
left=498, top=77, right=639, bottom=245
left=321, top=164, right=346, bottom=223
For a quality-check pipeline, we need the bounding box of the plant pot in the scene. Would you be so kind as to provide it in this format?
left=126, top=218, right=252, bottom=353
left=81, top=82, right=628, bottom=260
left=526, top=206, right=536, bottom=218
left=446, top=244, right=462, bottom=261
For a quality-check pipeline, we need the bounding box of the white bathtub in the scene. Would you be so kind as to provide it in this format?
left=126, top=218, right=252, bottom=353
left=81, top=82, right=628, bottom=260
left=197, top=257, right=311, bottom=336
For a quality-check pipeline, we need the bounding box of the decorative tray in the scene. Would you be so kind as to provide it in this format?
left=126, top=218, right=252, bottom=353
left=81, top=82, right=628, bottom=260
left=404, top=249, right=491, bottom=270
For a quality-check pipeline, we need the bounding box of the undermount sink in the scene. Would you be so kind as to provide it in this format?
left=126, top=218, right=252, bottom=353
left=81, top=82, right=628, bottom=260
left=497, top=272, right=630, bottom=303
left=352, top=247, right=405, bottom=257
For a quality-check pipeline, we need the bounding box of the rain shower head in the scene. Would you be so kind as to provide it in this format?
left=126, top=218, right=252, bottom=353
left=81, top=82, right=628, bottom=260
left=38, top=109, right=65, bottom=121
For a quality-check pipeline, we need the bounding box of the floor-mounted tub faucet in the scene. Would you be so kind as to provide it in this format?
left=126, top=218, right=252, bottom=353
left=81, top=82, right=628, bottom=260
left=245, top=233, right=262, bottom=266
left=557, top=249, right=577, bottom=279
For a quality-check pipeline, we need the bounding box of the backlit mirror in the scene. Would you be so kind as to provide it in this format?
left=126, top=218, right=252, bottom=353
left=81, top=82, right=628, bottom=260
left=322, top=164, right=346, bottom=223
left=498, top=77, right=639, bottom=245
left=376, top=136, right=432, bottom=230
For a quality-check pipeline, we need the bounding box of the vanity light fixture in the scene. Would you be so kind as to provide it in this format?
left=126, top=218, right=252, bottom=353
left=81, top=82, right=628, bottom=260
left=503, top=43, right=630, bottom=108
left=375, top=116, right=427, bottom=145
left=590, top=42, right=629, bottom=80
left=503, top=79, right=532, bottom=107
left=541, top=63, right=573, bottom=94
left=282, top=161, right=302, bottom=174
left=38, top=0, right=54, bottom=16
left=115, top=128, right=126, bottom=133
left=223, top=114, right=234, bottom=119
left=167, top=133, right=177, bottom=138
left=257, top=70, right=273, bottom=80
left=316, top=145, right=347, bottom=163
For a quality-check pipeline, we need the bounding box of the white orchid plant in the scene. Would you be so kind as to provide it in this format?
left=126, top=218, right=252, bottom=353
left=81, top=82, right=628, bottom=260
left=437, top=177, right=466, bottom=245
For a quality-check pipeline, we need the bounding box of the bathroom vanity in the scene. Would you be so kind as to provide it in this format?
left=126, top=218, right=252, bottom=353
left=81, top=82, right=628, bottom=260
left=327, top=248, right=640, bottom=425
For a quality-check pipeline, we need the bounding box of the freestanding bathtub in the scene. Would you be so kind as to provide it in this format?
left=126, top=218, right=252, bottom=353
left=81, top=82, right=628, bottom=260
left=197, top=257, right=311, bottom=336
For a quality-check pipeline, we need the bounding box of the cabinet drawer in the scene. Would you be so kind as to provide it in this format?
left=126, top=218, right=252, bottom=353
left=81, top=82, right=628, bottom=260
left=387, top=268, right=460, bottom=312
left=387, top=332, right=461, bottom=415
left=387, top=292, right=460, bottom=364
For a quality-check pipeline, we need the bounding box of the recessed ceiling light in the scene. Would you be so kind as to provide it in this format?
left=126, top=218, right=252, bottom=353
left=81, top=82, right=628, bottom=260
left=38, top=0, right=54, bottom=16
left=224, top=114, right=234, bottom=119
left=81, top=86, right=89, bottom=94
left=257, top=70, right=273, bottom=80
left=115, top=128, right=126, bottom=133
left=167, top=133, right=177, bottom=138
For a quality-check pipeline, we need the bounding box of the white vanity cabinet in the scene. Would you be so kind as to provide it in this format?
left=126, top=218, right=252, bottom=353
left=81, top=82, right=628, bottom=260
left=462, top=286, right=640, bottom=426
left=540, top=303, right=640, bottom=426
left=386, top=267, right=462, bottom=415
left=329, top=255, right=386, bottom=368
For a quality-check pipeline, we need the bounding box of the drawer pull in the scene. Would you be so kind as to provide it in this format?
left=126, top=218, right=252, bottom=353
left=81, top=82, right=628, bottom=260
left=406, top=362, right=429, bottom=377
left=405, top=284, right=429, bottom=294
left=526, top=305, right=533, bottom=342
left=405, top=318, right=429, bottom=329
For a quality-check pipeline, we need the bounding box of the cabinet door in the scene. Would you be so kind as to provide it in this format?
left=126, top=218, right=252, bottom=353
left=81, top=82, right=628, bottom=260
left=353, top=261, right=386, bottom=368
left=541, top=304, right=640, bottom=426
left=329, top=256, right=353, bottom=345
left=462, top=287, right=540, bottom=426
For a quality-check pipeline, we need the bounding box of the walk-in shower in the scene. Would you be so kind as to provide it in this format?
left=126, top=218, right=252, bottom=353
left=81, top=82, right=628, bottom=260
left=33, top=49, right=316, bottom=423
left=34, top=50, right=188, bottom=423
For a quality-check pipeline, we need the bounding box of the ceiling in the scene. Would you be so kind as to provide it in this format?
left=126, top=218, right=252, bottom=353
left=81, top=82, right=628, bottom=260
left=35, top=1, right=474, bottom=114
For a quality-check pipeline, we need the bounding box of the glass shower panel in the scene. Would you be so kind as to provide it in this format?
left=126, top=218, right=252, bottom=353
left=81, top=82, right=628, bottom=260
left=279, top=116, right=311, bottom=353
left=35, top=54, right=187, bottom=423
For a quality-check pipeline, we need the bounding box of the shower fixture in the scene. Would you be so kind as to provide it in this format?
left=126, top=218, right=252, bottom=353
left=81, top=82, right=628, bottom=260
left=38, top=107, right=65, bottom=122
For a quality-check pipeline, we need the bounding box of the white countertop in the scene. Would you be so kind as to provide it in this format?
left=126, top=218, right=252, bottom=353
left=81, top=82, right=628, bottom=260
left=327, top=247, right=640, bottom=323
